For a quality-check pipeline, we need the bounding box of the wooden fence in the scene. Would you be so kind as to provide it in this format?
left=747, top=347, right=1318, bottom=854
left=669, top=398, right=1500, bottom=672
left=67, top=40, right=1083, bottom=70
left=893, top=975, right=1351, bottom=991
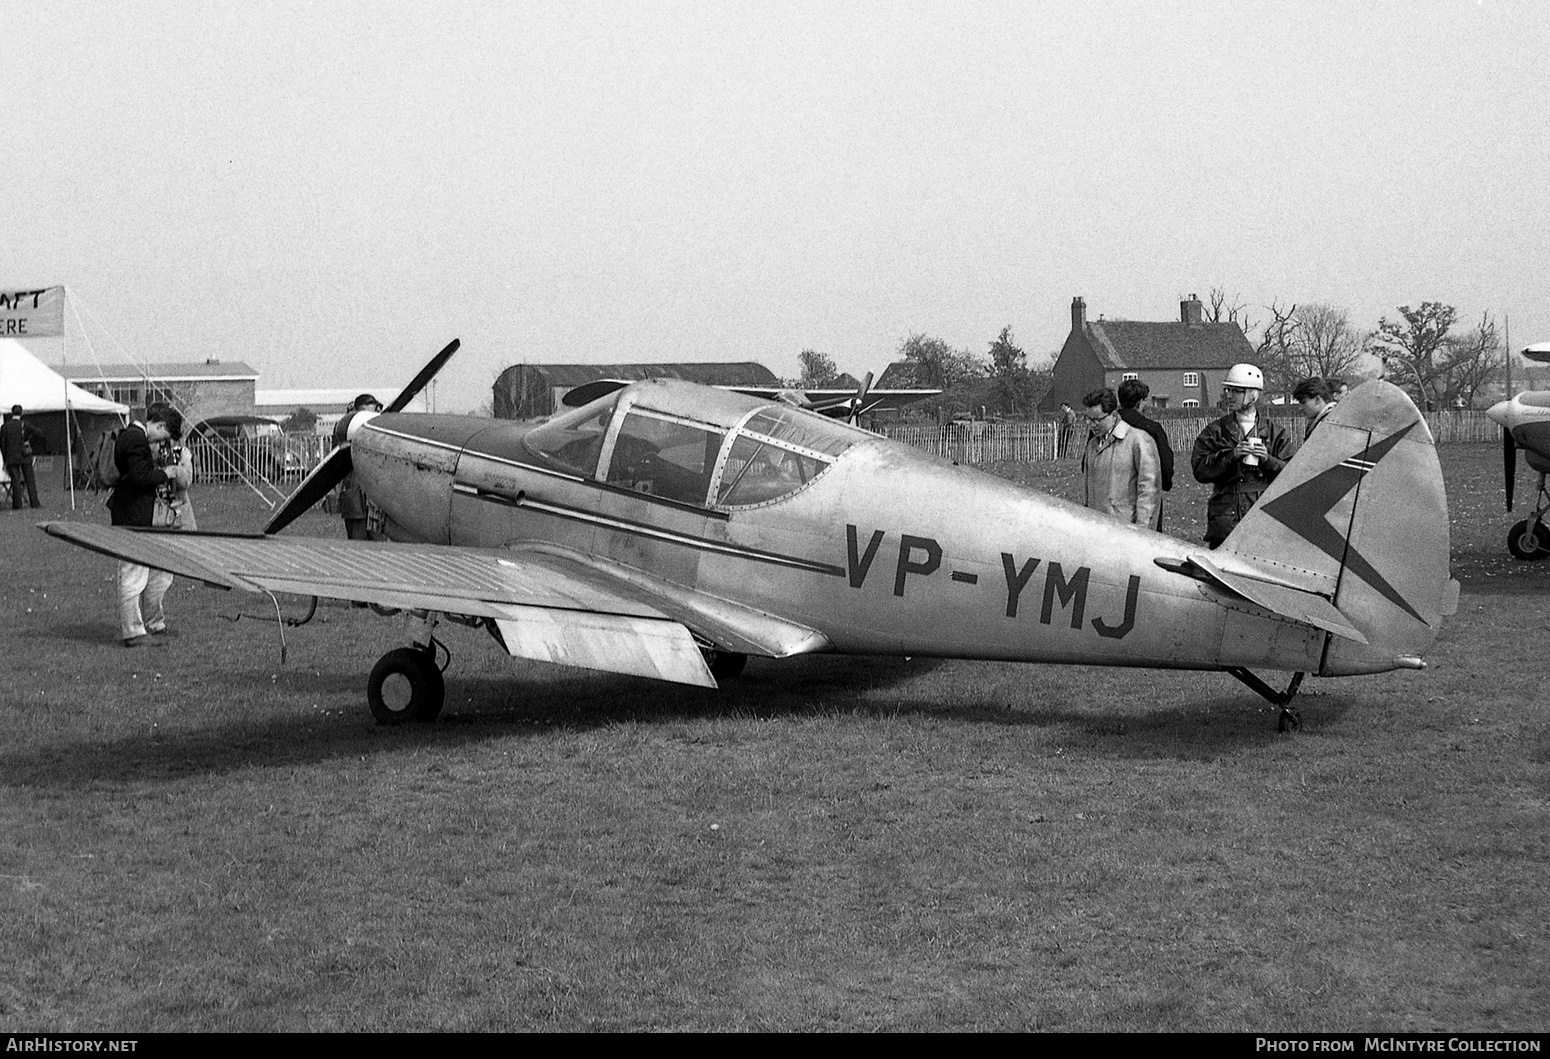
left=877, top=411, right=1501, bottom=465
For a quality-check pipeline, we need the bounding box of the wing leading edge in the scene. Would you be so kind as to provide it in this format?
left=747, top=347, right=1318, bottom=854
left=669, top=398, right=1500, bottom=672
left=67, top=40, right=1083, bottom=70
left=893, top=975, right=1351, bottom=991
left=39, top=523, right=829, bottom=687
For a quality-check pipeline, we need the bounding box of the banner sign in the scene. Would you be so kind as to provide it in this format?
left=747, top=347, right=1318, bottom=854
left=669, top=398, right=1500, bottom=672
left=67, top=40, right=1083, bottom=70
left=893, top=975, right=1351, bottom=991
left=0, top=286, right=64, bottom=337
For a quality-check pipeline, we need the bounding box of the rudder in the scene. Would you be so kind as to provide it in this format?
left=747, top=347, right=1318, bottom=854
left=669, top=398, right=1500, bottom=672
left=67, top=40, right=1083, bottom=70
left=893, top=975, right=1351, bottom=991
left=1220, top=380, right=1457, bottom=676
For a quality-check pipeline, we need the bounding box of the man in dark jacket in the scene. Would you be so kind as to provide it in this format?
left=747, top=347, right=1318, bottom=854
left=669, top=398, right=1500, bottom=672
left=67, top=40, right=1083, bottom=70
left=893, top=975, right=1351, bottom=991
left=110, top=404, right=187, bottom=647
left=1, top=404, right=47, bottom=509
left=1117, top=380, right=1174, bottom=529
left=1294, top=377, right=1336, bottom=439
left=1190, top=363, right=1294, bottom=549
left=336, top=392, right=383, bottom=540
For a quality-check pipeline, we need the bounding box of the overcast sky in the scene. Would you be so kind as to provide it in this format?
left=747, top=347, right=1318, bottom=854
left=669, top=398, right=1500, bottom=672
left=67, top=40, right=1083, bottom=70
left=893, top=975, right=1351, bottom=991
left=4, top=0, right=1547, bottom=412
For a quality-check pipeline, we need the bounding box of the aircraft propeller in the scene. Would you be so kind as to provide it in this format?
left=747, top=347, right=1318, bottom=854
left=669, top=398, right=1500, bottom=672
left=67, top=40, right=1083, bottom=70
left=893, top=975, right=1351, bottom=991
left=803, top=372, right=874, bottom=425
left=263, top=338, right=460, bottom=535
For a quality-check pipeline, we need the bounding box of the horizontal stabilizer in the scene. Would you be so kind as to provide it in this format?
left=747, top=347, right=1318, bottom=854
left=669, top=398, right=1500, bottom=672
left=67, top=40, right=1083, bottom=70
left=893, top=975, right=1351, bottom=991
left=1188, top=553, right=1367, bottom=644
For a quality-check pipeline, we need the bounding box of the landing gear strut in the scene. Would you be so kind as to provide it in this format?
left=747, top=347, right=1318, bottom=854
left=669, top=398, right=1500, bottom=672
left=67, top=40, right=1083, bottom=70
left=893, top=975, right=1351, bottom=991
left=1226, top=668, right=1306, bottom=732
left=1508, top=473, right=1550, bottom=561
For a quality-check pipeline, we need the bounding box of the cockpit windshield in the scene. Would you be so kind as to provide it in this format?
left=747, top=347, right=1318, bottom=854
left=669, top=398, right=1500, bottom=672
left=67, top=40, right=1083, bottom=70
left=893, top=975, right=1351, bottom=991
left=522, top=391, right=621, bottom=477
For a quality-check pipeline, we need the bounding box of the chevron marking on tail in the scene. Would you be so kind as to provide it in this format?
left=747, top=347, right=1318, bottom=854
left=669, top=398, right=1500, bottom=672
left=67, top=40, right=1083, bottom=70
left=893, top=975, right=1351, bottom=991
left=1254, top=421, right=1426, bottom=624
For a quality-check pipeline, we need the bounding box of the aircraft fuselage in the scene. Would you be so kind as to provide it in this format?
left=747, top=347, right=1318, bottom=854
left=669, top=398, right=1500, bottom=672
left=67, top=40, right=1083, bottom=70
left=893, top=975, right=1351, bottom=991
left=350, top=411, right=1326, bottom=675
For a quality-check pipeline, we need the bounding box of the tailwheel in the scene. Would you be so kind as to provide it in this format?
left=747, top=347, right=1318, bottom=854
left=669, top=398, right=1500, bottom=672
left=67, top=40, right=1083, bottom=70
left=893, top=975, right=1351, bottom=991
left=368, top=646, right=445, bottom=725
left=1507, top=518, right=1550, bottom=560
left=1226, top=668, right=1305, bottom=732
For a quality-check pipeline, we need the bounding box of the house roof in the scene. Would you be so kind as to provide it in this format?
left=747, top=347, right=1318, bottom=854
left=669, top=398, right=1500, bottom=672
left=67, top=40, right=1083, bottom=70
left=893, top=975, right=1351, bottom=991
left=58, top=361, right=259, bottom=382
left=502, top=362, right=781, bottom=388
left=1087, top=321, right=1253, bottom=371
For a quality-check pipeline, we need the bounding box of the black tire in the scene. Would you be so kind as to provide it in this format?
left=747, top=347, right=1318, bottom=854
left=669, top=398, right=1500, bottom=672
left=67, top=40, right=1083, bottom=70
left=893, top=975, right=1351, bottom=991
left=704, top=649, right=748, bottom=681
left=367, top=647, right=445, bottom=725
left=1507, top=518, right=1550, bottom=561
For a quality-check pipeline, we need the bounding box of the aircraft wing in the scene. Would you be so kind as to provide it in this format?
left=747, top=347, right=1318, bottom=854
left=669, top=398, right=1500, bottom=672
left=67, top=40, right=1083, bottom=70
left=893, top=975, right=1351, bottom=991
left=39, top=523, right=829, bottom=687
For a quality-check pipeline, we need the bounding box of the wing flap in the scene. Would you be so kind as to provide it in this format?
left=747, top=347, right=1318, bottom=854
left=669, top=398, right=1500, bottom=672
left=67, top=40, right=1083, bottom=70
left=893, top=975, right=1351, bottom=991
left=491, top=611, right=716, bottom=687
left=505, top=544, right=831, bottom=659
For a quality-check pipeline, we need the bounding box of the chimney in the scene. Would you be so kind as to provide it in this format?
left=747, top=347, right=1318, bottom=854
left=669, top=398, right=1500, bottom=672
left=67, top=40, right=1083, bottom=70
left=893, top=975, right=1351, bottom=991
left=1071, top=296, right=1087, bottom=334
left=1181, top=294, right=1203, bottom=327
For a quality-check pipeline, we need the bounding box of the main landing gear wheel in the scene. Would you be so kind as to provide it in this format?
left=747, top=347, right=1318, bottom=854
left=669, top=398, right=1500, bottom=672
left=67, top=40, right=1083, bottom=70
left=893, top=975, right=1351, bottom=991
left=1507, top=518, right=1550, bottom=561
left=368, top=647, right=445, bottom=725
left=703, top=648, right=748, bottom=681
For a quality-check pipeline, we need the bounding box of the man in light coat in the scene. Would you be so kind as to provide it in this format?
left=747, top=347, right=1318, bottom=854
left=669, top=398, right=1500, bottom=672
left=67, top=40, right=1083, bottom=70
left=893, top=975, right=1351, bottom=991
left=1081, top=386, right=1160, bottom=527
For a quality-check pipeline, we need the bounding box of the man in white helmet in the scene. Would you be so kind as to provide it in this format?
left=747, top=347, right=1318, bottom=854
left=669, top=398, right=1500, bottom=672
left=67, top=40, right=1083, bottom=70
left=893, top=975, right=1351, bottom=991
left=1190, top=362, right=1294, bottom=549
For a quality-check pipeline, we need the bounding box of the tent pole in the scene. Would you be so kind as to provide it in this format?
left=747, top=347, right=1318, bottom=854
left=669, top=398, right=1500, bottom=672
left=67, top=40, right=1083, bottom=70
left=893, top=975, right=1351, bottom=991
left=64, top=289, right=77, bottom=510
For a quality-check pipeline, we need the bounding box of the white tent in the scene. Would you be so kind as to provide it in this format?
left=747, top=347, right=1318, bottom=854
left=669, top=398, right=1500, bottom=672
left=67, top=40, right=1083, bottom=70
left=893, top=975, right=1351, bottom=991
left=0, top=338, right=128, bottom=415
left=0, top=338, right=128, bottom=496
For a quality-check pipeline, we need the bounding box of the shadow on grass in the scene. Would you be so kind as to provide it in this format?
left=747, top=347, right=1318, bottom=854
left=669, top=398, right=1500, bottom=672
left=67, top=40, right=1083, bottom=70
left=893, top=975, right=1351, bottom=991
left=0, top=648, right=1331, bottom=787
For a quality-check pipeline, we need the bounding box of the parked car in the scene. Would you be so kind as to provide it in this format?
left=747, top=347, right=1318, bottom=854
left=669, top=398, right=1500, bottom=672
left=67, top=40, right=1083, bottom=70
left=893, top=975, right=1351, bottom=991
left=188, top=415, right=306, bottom=481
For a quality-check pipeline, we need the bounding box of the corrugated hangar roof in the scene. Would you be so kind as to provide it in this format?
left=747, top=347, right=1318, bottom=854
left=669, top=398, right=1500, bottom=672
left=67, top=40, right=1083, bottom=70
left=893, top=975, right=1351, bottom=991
left=507, top=362, right=782, bottom=387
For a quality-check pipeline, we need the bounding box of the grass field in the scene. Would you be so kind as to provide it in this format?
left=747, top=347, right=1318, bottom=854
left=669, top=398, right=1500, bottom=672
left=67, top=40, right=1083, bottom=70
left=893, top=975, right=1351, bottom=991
left=1, top=444, right=1546, bottom=1031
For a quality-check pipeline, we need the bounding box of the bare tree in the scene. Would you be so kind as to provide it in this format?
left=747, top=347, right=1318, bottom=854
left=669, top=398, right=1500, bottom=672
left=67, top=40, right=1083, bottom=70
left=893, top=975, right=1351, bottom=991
left=1436, top=312, right=1504, bottom=409
left=1206, top=286, right=1255, bottom=335
left=1253, top=300, right=1300, bottom=401
left=1368, top=302, right=1462, bottom=410
left=1290, top=303, right=1366, bottom=382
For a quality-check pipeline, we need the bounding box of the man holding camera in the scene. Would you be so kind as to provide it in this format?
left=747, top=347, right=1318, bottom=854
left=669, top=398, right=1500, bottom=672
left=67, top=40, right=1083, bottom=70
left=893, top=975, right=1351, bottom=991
left=1190, top=363, right=1294, bottom=550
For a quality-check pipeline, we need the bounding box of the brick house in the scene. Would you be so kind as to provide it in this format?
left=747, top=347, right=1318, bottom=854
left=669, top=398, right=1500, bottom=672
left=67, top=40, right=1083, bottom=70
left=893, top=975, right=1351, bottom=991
left=1045, top=295, right=1257, bottom=412
left=64, top=360, right=260, bottom=424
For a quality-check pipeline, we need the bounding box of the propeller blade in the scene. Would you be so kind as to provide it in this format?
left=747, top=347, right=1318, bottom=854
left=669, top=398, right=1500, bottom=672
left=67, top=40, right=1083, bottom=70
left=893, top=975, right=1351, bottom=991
left=850, top=372, right=875, bottom=424
left=385, top=338, right=461, bottom=414
left=804, top=373, right=876, bottom=423
left=264, top=445, right=353, bottom=535
left=1504, top=429, right=1517, bottom=513
left=562, top=378, right=631, bottom=408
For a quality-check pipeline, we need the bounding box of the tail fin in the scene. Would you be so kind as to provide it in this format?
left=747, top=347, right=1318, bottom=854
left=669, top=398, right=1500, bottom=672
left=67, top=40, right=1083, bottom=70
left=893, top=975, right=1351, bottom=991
left=1221, top=380, right=1458, bottom=676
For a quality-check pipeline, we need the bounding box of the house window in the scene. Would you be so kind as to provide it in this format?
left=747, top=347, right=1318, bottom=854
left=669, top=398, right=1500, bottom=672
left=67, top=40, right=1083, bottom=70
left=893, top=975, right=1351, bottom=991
left=1121, top=372, right=1139, bottom=382
left=1182, top=372, right=1199, bottom=388
left=1182, top=399, right=1200, bottom=409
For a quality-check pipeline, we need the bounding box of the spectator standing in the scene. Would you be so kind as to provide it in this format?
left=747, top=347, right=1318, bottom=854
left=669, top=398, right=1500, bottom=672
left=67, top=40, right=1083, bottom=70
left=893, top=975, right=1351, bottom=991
left=1, top=404, right=46, bottom=509
left=154, top=423, right=197, bottom=531
left=1116, top=379, right=1174, bottom=530
left=110, top=403, right=187, bottom=647
left=1293, top=377, right=1336, bottom=440
left=1081, top=387, right=1160, bottom=527
left=1057, top=403, right=1078, bottom=459
left=1190, top=363, right=1294, bottom=549
left=337, top=393, right=383, bottom=540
